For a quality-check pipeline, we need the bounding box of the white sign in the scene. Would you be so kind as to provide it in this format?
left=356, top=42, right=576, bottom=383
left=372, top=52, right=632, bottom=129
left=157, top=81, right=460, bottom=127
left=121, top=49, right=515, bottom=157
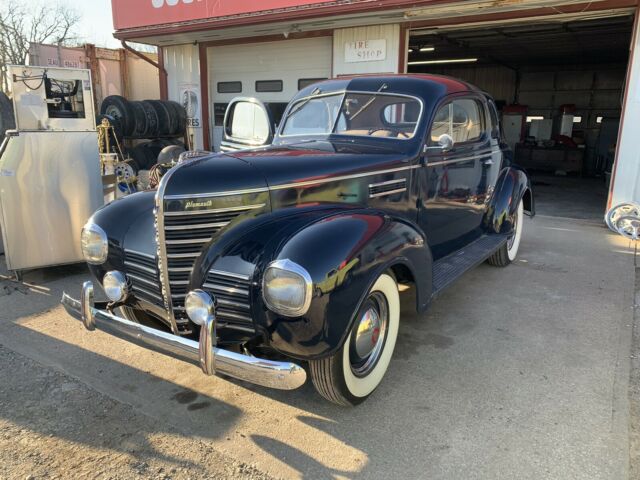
left=178, top=82, right=201, bottom=128
left=344, top=39, right=387, bottom=63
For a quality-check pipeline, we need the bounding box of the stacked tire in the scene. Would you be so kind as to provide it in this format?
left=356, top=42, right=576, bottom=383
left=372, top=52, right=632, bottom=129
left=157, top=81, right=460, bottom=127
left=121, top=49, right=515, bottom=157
left=99, top=95, right=187, bottom=139
left=128, top=139, right=185, bottom=171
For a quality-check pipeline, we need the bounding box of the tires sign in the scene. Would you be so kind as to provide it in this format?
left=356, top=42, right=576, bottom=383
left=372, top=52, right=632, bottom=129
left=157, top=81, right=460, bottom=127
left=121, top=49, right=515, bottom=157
left=179, top=83, right=200, bottom=128
left=112, top=0, right=335, bottom=30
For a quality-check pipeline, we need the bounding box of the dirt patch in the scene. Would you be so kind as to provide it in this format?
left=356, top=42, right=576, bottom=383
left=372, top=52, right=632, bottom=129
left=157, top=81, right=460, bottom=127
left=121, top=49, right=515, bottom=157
left=0, top=345, right=274, bottom=480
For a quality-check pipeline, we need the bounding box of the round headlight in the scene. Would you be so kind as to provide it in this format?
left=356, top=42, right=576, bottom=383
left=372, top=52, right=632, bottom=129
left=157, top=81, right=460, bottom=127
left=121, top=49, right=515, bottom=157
left=103, top=271, right=128, bottom=302
left=185, top=290, right=215, bottom=326
left=262, top=259, right=312, bottom=317
left=81, top=222, right=108, bottom=264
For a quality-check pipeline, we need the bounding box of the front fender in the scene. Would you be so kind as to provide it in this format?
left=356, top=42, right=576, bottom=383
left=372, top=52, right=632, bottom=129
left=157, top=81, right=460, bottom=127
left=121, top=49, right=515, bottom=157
left=193, top=206, right=432, bottom=360
left=484, top=165, right=533, bottom=235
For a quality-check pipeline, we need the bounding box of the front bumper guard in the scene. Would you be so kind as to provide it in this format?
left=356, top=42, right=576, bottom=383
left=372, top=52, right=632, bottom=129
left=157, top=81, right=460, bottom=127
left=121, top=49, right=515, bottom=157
left=61, top=281, right=306, bottom=390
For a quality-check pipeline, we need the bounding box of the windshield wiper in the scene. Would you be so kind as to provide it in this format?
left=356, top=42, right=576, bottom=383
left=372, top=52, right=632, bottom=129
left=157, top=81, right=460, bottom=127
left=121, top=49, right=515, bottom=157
left=348, top=83, right=389, bottom=121
left=283, top=87, right=322, bottom=122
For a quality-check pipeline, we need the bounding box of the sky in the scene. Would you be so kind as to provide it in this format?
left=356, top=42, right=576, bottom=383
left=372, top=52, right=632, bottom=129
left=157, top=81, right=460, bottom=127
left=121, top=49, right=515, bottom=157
left=65, top=0, right=119, bottom=48
left=26, top=0, right=121, bottom=49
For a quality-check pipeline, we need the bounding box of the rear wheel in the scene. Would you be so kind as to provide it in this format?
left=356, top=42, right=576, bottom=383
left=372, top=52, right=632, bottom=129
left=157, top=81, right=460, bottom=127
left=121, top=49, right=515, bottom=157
left=487, top=198, right=524, bottom=267
left=309, top=273, right=400, bottom=406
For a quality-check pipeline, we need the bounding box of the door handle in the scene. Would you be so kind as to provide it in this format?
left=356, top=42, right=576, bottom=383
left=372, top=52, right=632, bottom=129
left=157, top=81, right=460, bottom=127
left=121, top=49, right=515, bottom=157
left=483, top=159, right=494, bottom=165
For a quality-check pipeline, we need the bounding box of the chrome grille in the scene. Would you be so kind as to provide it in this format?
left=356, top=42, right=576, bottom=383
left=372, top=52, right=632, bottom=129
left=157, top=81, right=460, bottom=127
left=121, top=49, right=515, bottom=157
left=203, top=270, right=254, bottom=332
left=123, top=250, right=163, bottom=306
left=162, top=204, right=264, bottom=332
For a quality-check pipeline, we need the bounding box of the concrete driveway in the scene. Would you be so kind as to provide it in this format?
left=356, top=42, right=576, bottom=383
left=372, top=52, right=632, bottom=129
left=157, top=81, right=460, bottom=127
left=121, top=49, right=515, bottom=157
left=0, top=214, right=634, bottom=479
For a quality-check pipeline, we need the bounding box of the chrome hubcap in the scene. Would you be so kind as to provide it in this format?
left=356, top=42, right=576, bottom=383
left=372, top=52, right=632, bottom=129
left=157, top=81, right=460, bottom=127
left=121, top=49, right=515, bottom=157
left=350, top=292, right=388, bottom=377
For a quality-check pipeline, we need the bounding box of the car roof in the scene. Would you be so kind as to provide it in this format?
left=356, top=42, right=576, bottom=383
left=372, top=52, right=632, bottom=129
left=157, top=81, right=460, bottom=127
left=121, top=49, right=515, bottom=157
left=295, top=74, right=482, bottom=102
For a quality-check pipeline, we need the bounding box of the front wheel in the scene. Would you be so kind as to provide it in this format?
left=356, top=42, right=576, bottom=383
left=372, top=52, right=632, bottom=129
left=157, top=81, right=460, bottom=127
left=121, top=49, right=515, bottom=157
left=309, top=273, right=400, bottom=406
left=487, top=198, right=524, bottom=267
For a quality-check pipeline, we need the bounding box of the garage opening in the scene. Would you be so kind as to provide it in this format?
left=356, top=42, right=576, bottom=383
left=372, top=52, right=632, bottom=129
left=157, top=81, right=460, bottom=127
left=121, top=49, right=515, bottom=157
left=408, top=13, right=634, bottom=221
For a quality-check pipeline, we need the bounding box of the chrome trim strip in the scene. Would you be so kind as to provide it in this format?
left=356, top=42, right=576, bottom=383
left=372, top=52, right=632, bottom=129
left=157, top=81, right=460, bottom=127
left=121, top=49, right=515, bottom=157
left=164, top=221, right=229, bottom=231
left=164, top=187, right=269, bottom=201
left=369, top=178, right=407, bottom=188
left=164, top=204, right=265, bottom=216
left=166, top=238, right=211, bottom=245
left=167, top=252, right=201, bottom=259
left=170, top=280, right=189, bottom=286
left=124, top=249, right=156, bottom=260
left=270, top=164, right=420, bottom=191
left=427, top=150, right=495, bottom=167
left=131, top=285, right=164, bottom=302
left=369, top=187, right=407, bottom=198
left=202, top=283, right=250, bottom=297
left=61, top=286, right=306, bottom=390
left=217, top=310, right=252, bottom=322
left=217, top=298, right=250, bottom=310
left=127, top=272, right=160, bottom=289
left=124, top=261, right=157, bottom=276
left=168, top=267, right=193, bottom=273
left=209, top=269, right=251, bottom=281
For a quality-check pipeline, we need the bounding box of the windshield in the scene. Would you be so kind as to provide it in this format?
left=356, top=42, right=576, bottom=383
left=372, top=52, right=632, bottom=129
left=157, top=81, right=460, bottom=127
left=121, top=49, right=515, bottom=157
left=280, top=92, right=422, bottom=140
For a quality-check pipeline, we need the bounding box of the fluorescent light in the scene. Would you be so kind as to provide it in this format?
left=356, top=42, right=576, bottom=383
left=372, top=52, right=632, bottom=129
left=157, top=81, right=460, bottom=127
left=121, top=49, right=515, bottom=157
left=419, top=46, right=435, bottom=52
left=408, top=58, right=478, bottom=65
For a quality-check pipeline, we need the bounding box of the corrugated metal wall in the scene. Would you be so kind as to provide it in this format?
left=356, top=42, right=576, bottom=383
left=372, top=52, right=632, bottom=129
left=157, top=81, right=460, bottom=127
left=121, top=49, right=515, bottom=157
left=163, top=44, right=203, bottom=150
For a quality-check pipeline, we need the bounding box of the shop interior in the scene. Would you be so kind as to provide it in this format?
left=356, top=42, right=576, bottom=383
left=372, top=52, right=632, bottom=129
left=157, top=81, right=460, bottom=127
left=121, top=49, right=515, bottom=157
left=408, top=13, right=633, bottom=221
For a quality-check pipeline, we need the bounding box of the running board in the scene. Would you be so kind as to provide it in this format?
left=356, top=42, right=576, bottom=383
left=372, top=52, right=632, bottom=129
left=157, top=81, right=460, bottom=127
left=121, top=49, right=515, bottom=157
left=432, top=234, right=508, bottom=296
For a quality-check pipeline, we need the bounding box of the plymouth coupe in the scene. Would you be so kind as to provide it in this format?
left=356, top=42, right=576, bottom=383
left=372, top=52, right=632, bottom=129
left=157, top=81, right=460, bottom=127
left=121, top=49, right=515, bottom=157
left=63, top=75, right=533, bottom=406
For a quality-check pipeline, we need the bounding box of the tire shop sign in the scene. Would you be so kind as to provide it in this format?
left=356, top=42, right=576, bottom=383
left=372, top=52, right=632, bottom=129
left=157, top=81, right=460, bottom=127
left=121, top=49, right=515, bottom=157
left=345, top=39, right=387, bottom=63
left=179, top=83, right=201, bottom=128
left=112, top=0, right=335, bottom=30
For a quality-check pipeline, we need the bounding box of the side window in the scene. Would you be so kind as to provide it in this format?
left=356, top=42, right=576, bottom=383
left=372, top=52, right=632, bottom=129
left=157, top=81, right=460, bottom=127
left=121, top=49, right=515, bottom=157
left=430, top=98, right=485, bottom=144
left=430, top=104, right=451, bottom=143
left=451, top=99, right=482, bottom=143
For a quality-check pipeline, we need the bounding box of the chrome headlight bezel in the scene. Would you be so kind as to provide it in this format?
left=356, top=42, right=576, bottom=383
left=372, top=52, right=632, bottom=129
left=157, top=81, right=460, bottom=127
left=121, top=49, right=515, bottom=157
left=262, top=259, right=313, bottom=318
left=81, top=222, right=108, bottom=265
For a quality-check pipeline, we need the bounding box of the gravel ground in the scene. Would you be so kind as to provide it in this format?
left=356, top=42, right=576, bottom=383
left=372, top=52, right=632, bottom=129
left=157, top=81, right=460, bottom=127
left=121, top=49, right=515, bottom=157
left=630, top=267, right=640, bottom=480
left=0, top=345, right=274, bottom=480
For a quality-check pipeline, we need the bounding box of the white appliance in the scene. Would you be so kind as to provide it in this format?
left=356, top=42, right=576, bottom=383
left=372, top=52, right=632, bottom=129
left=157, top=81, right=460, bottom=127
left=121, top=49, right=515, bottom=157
left=530, top=119, right=553, bottom=141
left=0, top=66, right=103, bottom=276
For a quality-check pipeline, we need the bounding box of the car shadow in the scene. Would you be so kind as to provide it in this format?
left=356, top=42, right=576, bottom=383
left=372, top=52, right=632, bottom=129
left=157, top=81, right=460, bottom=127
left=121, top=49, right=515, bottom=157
left=0, top=259, right=478, bottom=479
left=0, top=260, right=245, bottom=472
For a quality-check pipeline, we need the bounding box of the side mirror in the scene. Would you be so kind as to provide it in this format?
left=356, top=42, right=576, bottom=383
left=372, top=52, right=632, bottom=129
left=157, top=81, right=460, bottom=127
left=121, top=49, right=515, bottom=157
left=438, top=134, right=454, bottom=151
left=221, top=97, right=274, bottom=152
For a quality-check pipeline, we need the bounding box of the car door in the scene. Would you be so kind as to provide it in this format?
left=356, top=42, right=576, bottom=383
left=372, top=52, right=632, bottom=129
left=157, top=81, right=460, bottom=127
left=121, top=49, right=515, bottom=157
left=418, top=95, right=492, bottom=259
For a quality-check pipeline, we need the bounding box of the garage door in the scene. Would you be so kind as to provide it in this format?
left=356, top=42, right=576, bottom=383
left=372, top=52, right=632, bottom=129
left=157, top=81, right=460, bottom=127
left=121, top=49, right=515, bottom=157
left=208, top=36, right=332, bottom=150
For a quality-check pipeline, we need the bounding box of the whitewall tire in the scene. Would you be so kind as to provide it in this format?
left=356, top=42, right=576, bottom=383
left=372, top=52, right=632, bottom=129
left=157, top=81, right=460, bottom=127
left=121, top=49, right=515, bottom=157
left=487, top=198, right=524, bottom=267
left=309, top=273, right=400, bottom=406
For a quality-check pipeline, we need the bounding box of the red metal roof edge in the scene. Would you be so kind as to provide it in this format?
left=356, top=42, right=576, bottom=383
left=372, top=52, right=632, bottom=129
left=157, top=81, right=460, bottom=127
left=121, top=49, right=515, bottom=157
left=112, top=0, right=445, bottom=39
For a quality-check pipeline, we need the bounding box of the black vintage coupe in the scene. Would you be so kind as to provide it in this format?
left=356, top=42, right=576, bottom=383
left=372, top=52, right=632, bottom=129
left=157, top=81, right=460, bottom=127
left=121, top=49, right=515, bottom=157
left=64, top=75, right=533, bottom=406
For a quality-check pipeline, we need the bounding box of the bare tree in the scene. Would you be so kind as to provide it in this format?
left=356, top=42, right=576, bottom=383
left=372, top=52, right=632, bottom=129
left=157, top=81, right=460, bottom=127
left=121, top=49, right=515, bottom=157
left=0, top=1, right=81, bottom=92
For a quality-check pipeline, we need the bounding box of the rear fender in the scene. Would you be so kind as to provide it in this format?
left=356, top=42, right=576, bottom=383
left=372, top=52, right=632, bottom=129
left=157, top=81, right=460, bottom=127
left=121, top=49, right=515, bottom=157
left=485, top=165, right=534, bottom=235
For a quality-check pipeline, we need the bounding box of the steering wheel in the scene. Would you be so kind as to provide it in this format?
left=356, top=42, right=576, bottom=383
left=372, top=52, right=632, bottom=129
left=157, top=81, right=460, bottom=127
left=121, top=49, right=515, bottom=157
left=367, top=128, right=410, bottom=139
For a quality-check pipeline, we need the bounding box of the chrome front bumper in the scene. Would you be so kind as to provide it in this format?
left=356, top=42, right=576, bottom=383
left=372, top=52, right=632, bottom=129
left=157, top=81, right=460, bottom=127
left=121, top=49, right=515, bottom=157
left=61, top=281, right=306, bottom=390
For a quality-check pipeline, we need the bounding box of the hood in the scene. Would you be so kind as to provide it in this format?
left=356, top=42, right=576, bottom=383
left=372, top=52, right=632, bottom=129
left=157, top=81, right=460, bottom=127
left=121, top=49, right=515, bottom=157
left=162, top=152, right=269, bottom=198
left=164, top=140, right=412, bottom=197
